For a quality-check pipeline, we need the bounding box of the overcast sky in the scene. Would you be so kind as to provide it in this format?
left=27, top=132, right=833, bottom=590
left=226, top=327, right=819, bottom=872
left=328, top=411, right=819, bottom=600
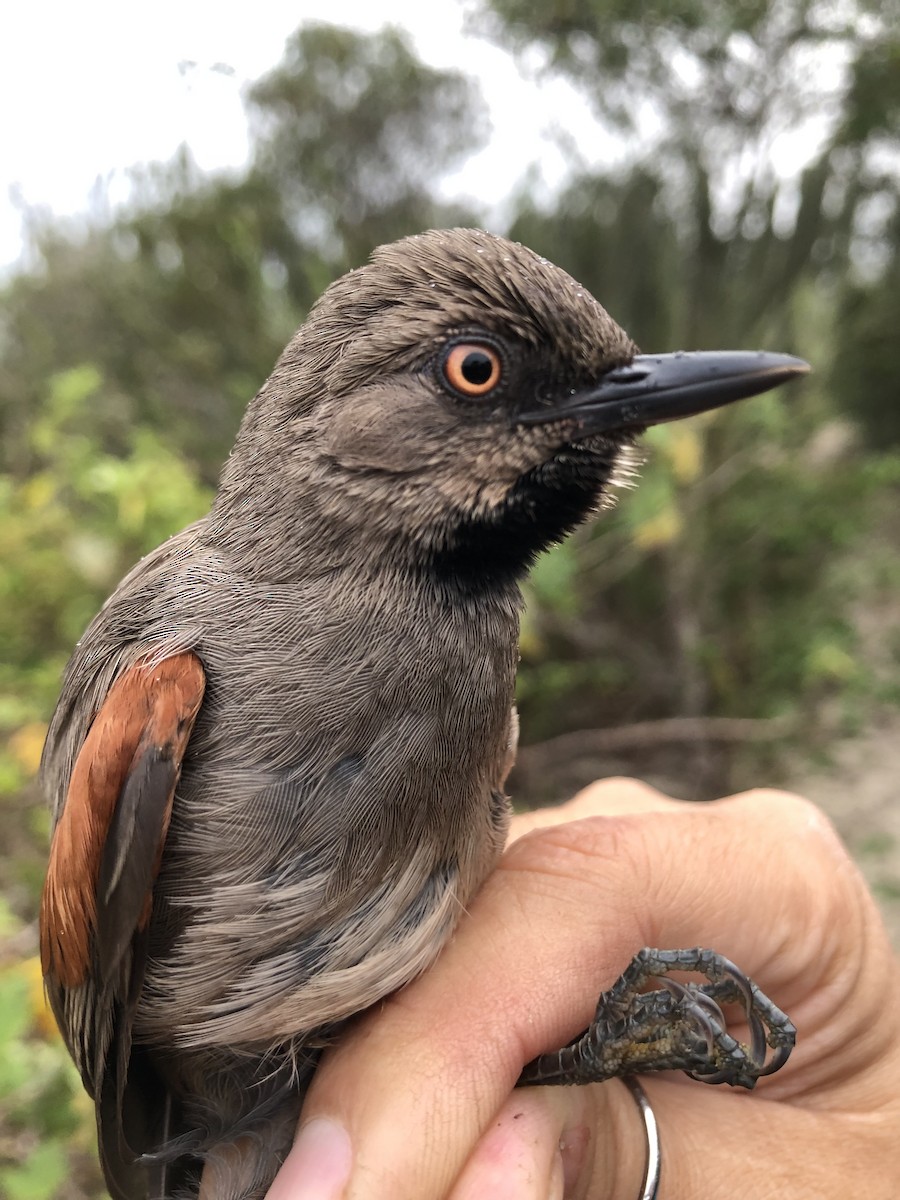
left=2, top=0, right=851, bottom=280
left=0, top=0, right=601, bottom=271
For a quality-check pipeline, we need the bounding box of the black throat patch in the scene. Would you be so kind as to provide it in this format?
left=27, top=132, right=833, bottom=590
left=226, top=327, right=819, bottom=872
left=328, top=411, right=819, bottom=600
left=424, top=445, right=621, bottom=592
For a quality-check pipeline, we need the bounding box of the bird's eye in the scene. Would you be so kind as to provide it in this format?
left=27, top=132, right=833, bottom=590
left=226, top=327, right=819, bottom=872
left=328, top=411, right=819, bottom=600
left=442, top=343, right=502, bottom=398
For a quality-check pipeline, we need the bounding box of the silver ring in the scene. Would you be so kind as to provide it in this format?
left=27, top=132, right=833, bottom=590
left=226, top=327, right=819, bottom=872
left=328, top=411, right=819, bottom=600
left=623, top=1076, right=661, bottom=1200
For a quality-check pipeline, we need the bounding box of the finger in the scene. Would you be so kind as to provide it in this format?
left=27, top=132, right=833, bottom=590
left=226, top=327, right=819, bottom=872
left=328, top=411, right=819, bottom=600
left=447, top=1080, right=645, bottom=1200
left=265, top=1119, right=352, bottom=1200
left=448, top=1072, right=900, bottom=1200
left=509, top=777, right=683, bottom=841
left=269, top=1083, right=640, bottom=1200
left=448, top=1087, right=590, bottom=1200
left=273, top=787, right=898, bottom=1199
left=639, top=1076, right=898, bottom=1198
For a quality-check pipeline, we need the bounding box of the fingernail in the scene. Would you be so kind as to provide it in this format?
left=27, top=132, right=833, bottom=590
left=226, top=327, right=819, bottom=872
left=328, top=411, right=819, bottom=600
left=266, top=1118, right=352, bottom=1200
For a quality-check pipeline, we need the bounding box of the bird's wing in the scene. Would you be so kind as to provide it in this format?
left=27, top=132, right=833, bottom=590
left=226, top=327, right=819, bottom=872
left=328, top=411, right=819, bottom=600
left=41, top=651, right=205, bottom=994
left=40, top=651, right=205, bottom=1197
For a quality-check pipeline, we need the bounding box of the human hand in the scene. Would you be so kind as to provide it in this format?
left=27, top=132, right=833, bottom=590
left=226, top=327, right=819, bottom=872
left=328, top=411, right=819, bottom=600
left=267, top=779, right=900, bottom=1198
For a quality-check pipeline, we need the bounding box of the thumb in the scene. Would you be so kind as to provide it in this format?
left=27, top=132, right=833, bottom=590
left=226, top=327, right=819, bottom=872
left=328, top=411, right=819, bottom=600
left=446, top=1081, right=643, bottom=1200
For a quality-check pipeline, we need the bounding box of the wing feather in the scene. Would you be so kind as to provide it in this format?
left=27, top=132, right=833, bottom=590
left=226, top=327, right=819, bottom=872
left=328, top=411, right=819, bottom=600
left=40, top=650, right=205, bottom=1009
left=40, top=652, right=205, bottom=1199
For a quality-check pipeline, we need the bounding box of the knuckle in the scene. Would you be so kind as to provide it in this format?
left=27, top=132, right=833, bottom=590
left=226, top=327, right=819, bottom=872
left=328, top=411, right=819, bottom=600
left=724, top=788, right=850, bottom=859
left=566, top=776, right=676, bottom=814
left=500, top=813, right=651, bottom=909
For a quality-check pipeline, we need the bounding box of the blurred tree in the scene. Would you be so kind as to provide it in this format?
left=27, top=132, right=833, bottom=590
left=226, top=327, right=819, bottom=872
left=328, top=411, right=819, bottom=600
left=247, top=22, right=486, bottom=269
left=508, top=169, right=681, bottom=351
left=475, top=0, right=899, bottom=347
left=0, top=24, right=486, bottom=478
left=833, top=212, right=900, bottom=447
left=0, top=363, right=212, bottom=770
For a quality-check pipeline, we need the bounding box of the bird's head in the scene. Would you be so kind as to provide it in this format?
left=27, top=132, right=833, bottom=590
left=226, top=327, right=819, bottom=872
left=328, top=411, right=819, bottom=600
left=214, top=228, right=807, bottom=587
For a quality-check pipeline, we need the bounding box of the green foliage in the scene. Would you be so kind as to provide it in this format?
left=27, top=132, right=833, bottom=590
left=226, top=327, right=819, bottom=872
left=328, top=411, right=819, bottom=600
left=0, top=904, right=102, bottom=1198
left=0, top=364, right=211, bottom=790
left=2, top=1144, right=68, bottom=1200
left=833, top=214, right=900, bottom=447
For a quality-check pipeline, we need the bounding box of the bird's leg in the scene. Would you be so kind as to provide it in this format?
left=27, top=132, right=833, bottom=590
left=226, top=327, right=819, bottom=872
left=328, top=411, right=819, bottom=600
left=518, top=947, right=796, bottom=1091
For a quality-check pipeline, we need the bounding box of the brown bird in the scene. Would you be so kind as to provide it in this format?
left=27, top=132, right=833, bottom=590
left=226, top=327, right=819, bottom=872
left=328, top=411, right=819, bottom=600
left=40, top=228, right=804, bottom=1200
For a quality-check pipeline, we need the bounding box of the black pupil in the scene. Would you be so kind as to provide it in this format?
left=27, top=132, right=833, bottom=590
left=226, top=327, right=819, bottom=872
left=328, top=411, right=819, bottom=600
left=461, top=351, right=494, bottom=386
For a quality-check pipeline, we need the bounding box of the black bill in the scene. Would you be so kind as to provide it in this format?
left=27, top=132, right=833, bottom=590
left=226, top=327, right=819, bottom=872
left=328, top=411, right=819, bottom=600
left=519, top=351, right=810, bottom=435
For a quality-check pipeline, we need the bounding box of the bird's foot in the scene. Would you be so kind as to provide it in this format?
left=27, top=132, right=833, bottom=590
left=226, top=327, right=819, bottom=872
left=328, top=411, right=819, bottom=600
left=518, top=947, right=795, bottom=1091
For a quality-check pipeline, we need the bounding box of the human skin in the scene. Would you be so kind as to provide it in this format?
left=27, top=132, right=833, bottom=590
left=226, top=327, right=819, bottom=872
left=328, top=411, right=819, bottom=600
left=267, top=779, right=900, bottom=1199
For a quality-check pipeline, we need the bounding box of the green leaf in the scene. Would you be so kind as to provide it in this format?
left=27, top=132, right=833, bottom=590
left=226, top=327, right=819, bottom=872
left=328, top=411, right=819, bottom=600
left=0, top=976, right=31, bottom=1044
left=527, top=542, right=581, bottom=614
left=0, top=1141, right=69, bottom=1200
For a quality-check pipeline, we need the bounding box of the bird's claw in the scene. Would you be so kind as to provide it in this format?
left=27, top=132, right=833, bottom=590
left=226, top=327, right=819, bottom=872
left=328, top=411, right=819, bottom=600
left=518, top=947, right=796, bottom=1091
